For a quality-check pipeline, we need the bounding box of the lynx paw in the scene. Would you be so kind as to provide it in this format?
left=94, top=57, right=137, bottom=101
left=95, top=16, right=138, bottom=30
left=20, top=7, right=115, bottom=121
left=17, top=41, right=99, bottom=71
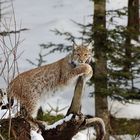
left=79, top=63, right=93, bottom=75
left=76, top=63, right=93, bottom=81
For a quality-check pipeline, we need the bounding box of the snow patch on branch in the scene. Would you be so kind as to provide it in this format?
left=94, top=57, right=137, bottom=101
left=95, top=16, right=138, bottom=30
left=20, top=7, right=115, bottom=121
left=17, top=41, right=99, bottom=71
left=45, top=114, right=73, bottom=130
left=31, top=130, right=44, bottom=140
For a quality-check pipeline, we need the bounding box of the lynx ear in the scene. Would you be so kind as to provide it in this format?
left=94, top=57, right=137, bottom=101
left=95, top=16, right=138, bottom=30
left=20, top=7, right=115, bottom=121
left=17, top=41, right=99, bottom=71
left=73, top=43, right=79, bottom=50
left=87, top=42, right=93, bottom=51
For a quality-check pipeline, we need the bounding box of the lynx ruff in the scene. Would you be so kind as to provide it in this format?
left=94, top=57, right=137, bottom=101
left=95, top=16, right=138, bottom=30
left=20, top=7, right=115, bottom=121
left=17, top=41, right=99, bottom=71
left=5, top=44, right=93, bottom=118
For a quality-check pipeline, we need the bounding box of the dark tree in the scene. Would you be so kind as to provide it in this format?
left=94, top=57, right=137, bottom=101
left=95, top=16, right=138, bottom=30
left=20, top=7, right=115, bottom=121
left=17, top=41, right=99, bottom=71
left=92, top=0, right=109, bottom=139
left=123, top=0, right=140, bottom=86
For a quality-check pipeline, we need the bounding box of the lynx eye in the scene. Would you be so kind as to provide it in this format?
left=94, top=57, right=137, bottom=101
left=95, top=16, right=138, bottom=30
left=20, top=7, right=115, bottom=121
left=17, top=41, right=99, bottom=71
left=84, top=53, right=88, bottom=56
left=76, top=53, right=80, bottom=56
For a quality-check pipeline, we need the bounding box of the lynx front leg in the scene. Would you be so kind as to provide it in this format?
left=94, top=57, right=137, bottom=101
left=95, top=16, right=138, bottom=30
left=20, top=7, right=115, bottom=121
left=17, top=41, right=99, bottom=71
left=67, top=64, right=93, bottom=115
left=82, top=67, right=93, bottom=82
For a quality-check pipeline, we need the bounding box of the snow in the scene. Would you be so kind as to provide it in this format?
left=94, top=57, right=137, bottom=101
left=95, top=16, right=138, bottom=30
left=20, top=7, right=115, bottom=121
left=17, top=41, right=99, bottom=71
left=0, top=109, right=9, bottom=119
left=40, top=83, right=94, bottom=116
left=72, top=128, right=96, bottom=140
left=31, top=130, right=44, bottom=140
left=45, top=114, right=73, bottom=130
left=6, top=0, right=93, bottom=71
left=131, top=39, right=140, bottom=47
left=109, top=98, right=140, bottom=119
left=0, top=105, right=20, bottom=119
left=110, top=135, right=140, bottom=140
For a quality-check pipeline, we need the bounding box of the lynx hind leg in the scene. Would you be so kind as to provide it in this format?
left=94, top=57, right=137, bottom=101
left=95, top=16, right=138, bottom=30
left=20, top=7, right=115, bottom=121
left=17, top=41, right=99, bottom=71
left=20, top=100, right=40, bottom=119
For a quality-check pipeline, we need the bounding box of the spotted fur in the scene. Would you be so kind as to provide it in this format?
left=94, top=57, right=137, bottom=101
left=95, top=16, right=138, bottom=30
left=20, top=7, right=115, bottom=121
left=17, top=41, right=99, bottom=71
left=5, top=44, right=93, bottom=118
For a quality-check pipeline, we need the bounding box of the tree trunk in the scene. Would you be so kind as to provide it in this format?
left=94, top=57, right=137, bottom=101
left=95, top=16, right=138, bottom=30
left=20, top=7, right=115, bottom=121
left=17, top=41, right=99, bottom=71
left=93, top=0, right=109, bottom=139
left=67, top=76, right=84, bottom=115
left=123, top=0, right=139, bottom=77
left=128, top=0, right=139, bottom=41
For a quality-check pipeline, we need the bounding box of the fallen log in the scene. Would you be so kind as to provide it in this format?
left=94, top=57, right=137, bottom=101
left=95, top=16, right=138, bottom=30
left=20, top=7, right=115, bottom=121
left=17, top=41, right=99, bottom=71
left=0, top=115, right=105, bottom=140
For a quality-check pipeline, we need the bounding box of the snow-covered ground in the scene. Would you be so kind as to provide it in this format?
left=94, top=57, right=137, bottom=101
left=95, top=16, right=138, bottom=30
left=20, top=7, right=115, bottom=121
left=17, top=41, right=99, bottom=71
left=0, top=0, right=140, bottom=140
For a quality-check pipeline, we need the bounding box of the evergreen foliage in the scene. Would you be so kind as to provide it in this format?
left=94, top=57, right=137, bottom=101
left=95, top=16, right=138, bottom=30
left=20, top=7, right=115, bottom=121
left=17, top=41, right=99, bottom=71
left=29, top=4, right=140, bottom=102
left=37, top=113, right=64, bottom=125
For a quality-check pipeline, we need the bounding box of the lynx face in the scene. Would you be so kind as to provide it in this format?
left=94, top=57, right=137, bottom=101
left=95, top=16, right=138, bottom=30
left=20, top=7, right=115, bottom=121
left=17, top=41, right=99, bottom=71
left=71, top=45, right=92, bottom=66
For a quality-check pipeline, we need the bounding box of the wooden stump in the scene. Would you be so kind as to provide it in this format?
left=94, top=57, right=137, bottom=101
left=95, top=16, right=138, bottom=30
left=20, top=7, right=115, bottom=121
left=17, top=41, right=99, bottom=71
left=0, top=117, right=31, bottom=140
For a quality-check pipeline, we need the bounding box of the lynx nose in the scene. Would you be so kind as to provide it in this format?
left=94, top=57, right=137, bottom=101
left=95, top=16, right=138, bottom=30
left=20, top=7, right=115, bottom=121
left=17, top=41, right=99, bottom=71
left=79, top=60, right=84, bottom=63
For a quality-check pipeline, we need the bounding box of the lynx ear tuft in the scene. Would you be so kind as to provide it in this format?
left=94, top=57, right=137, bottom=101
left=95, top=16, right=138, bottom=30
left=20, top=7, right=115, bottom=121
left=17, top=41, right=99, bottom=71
left=72, top=39, right=78, bottom=50
left=73, top=45, right=77, bottom=50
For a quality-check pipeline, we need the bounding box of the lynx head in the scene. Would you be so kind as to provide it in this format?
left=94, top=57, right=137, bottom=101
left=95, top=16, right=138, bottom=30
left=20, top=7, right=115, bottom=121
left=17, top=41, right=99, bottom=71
left=71, top=43, right=93, bottom=66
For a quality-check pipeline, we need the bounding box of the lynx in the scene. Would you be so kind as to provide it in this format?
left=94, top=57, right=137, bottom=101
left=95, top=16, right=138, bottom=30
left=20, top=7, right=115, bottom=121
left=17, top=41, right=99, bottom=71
left=3, top=44, right=93, bottom=118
